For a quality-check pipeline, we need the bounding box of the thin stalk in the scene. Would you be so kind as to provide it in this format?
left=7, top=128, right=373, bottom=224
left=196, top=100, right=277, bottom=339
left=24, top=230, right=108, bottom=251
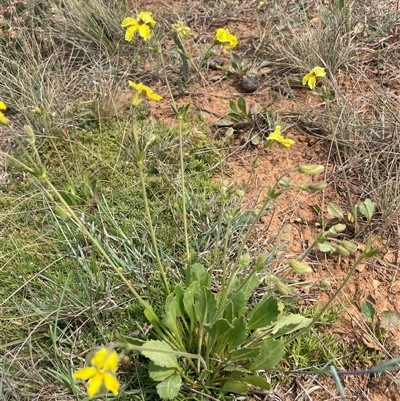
left=132, top=125, right=170, bottom=295
left=177, top=116, right=190, bottom=266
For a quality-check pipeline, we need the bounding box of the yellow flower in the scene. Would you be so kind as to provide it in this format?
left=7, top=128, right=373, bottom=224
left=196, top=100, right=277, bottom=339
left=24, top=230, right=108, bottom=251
left=0, top=101, right=9, bottom=126
left=137, top=11, right=156, bottom=28
left=121, top=11, right=156, bottom=41
left=215, top=28, right=238, bottom=50
left=172, top=21, right=192, bottom=37
left=302, top=66, right=326, bottom=90
left=129, top=81, right=162, bottom=105
left=267, top=125, right=295, bottom=148
left=73, top=347, right=119, bottom=397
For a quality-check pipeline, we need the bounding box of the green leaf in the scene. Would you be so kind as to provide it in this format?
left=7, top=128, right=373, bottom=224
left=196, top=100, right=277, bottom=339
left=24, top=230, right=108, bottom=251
left=204, top=319, right=233, bottom=343
left=223, top=365, right=252, bottom=373
left=194, top=286, right=217, bottom=326
left=229, top=100, right=238, bottom=114
left=214, top=118, right=235, bottom=127
left=248, top=296, right=279, bottom=330
left=318, top=242, right=336, bottom=253
left=190, top=263, right=208, bottom=287
left=163, top=294, right=180, bottom=337
left=230, top=346, right=260, bottom=362
left=228, top=316, right=247, bottom=349
left=156, top=374, right=182, bottom=400
left=241, top=375, right=271, bottom=390
left=249, top=339, right=285, bottom=371
left=141, top=340, right=179, bottom=369
left=183, top=281, right=200, bottom=326
left=359, top=198, right=375, bottom=222
left=149, top=362, right=176, bottom=382
left=174, top=284, right=185, bottom=317
left=361, top=300, right=376, bottom=321
left=380, top=311, right=400, bottom=332
left=271, top=314, right=312, bottom=337
left=237, top=97, right=247, bottom=115
left=222, top=379, right=248, bottom=394
left=327, top=202, right=344, bottom=219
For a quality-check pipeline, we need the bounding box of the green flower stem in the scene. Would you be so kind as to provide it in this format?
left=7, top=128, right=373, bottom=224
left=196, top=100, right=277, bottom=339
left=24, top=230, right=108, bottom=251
left=177, top=116, right=191, bottom=265
left=131, top=126, right=170, bottom=295
left=158, top=47, right=191, bottom=275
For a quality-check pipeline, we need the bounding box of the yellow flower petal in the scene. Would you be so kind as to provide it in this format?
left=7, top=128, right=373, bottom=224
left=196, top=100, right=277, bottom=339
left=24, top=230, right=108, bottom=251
left=73, top=366, right=97, bottom=381
left=87, top=373, right=104, bottom=397
left=215, top=28, right=238, bottom=50
left=121, top=17, right=137, bottom=27
left=91, top=347, right=108, bottom=368
left=0, top=101, right=6, bottom=111
left=104, top=350, right=118, bottom=373
left=312, top=66, right=326, bottom=77
left=172, top=21, right=192, bottom=37
left=103, top=372, right=120, bottom=395
left=268, top=125, right=282, bottom=141
left=0, top=113, right=9, bottom=126
left=137, top=11, right=156, bottom=27
left=138, top=24, right=152, bottom=40
left=129, top=81, right=162, bottom=101
left=280, top=137, right=295, bottom=148
left=268, top=126, right=295, bottom=148
left=125, top=24, right=139, bottom=41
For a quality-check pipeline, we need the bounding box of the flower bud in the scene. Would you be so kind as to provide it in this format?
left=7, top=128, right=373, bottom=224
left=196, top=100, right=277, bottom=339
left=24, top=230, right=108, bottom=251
left=279, top=176, right=291, bottom=187
left=24, top=125, right=36, bottom=144
left=338, top=240, right=357, bottom=254
left=255, top=252, right=268, bottom=271
left=300, top=182, right=327, bottom=192
left=329, top=223, right=347, bottom=234
left=288, top=260, right=313, bottom=274
left=239, top=253, right=251, bottom=268
left=270, top=275, right=292, bottom=294
left=298, top=165, right=325, bottom=175
left=332, top=244, right=351, bottom=257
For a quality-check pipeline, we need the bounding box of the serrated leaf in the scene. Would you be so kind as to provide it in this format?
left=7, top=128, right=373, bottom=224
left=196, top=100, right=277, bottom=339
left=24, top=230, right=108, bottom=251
left=141, top=340, right=179, bottom=369
left=156, top=374, right=182, bottom=400
left=241, top=375, right=271, bottom=390
left=327, top=202, right=344, bottom=219
left=361, top=300, right=376, bottom=320
left=249, top=339, right=285, bottom=371
left=222, top=379, right=248, bottom=394
left=149, top=361, right=176, bottom=382
left=271, top=314, right=312, bottom=337
left=359, top=198, right=375, bottom=222
left=248, top=296, right=279, bottom=330
left=194, top=286, right=217, bottom=326
left=380, top=311, right=400, bottom=332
